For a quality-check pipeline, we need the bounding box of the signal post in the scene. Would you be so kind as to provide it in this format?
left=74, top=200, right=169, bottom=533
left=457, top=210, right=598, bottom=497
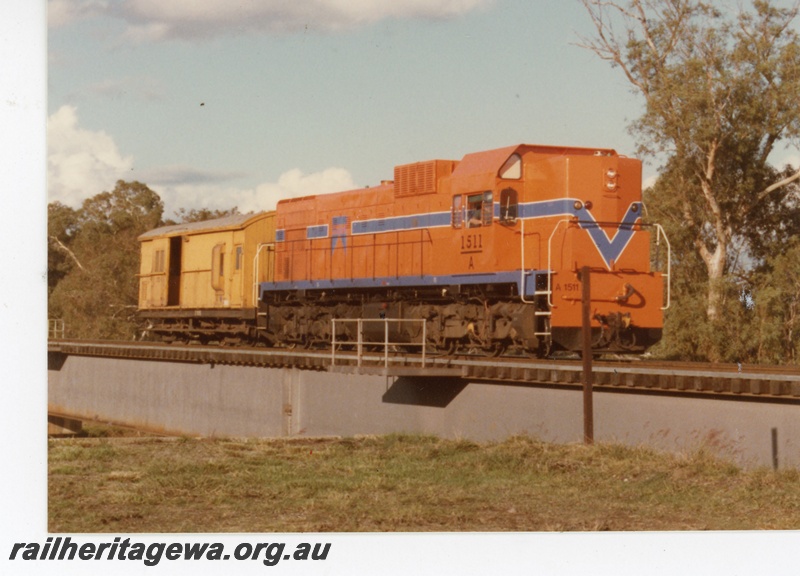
left=580, top=266, right=594, bottom=444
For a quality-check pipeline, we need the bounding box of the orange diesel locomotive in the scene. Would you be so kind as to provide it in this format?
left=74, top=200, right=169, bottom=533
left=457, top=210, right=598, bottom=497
left=259, top=143, right=669, bottom=356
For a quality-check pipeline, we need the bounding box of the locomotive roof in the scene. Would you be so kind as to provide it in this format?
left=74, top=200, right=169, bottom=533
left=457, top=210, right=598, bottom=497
left=138, top=212, right=269, bottom=240
left=450, top=145, right=520, bottom=177
left=451, top=143, right=619, bottom=174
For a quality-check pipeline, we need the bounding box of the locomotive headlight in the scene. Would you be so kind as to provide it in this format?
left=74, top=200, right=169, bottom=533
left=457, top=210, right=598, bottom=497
left=605, top=168, right=619, bottom=192
left=573, top=200, right=583, bottom=210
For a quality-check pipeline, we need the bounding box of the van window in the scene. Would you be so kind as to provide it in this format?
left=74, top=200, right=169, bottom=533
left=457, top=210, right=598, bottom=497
left=235, top=245, right=243, bottom=270
left=152, top=249, right=165, bottom=273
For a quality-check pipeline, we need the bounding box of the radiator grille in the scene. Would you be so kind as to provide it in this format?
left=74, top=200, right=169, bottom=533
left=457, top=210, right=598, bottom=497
left=394, top=160, right=454, bottom=197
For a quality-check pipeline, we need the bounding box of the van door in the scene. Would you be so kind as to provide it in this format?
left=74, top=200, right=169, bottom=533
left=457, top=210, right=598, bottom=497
left=167, top=236, right=182, bottom=306
left=211, top=243, right=227, bottom=306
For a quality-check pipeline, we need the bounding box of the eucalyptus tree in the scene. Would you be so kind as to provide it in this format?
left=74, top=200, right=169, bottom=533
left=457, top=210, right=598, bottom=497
left=579, top=0, right=800, bottom=333
left=48, top=181, right=164, bottom=339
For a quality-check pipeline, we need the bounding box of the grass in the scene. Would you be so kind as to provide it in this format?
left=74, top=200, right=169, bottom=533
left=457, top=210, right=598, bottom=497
left=48, top=432, right=800, bottom=533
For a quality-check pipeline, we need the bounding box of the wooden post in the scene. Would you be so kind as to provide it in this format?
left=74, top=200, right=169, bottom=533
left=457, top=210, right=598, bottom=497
left=581, top=266, right=594, bottom=445
left=772, top=427, right=779, bottom=470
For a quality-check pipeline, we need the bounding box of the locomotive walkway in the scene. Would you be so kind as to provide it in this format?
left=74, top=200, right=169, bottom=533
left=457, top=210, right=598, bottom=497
left=48, top=339, right=800, bottom=468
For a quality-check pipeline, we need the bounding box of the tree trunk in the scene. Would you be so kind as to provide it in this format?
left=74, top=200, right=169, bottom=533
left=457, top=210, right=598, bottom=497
left=703, top=243, right=727, bottom=322
left=694, top=238, right=728, bottom=361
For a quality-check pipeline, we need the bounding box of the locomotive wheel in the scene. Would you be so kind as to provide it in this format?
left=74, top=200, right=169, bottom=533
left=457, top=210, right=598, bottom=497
left=489, top=343, right=505, bottom=357
left=619, top=331, right=637, bottom=350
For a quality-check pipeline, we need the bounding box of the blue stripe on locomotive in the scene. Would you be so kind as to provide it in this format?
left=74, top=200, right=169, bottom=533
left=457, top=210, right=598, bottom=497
left=351, top=211, right=451, bottom=235
left=261, top=199, right=643, bottom=299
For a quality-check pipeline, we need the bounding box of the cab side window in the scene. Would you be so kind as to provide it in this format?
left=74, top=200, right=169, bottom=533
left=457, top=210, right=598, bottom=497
left=452, top=195, right=463, bottom=228
left=467, top=194, right=482, bottom=228
left=499, top=153, right=522, bottom=179
left=467, top=191, right=493, bottom=228
left=499, top=188, right=518, bottom=225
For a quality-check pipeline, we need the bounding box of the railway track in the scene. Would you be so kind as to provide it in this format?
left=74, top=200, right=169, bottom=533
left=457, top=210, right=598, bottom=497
left=48, top=339, right=800, bottom=403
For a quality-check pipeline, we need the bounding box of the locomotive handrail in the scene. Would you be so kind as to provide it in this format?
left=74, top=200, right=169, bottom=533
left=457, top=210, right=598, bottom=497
left=546, top=218, right=574, bottom=308
left=277, top=230, right=436, bottom=285
left=252, top=243, right=274, bottom=306
left=519, top=218, right=535, bottom=304
left=654, top=223, right=671, bottom=310
left=545, top=218, right=672, bottom=310
left=331, top=318, right=427, bottom=369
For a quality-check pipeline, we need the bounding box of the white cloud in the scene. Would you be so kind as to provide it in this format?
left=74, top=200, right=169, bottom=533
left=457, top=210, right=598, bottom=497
left=152, top=167, right=356, bottom=217
left=642, top=173, right=658, bottom=190
left=46, top=105, right=356, bottom=215
left=48, top=0, right=107, bottom=28
left=109, top=0, right=493, bottom=41
left=260, top=167, right=355, bottom=203
left=47, top=105, right=134, bottom=206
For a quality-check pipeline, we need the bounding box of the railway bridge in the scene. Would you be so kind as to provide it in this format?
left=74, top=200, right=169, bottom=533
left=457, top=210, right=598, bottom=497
left=48, top=340, right=800, bottom=469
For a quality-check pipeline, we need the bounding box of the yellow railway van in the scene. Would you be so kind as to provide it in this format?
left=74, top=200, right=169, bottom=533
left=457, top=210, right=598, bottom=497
left=137, top=212, right=275, bottom=343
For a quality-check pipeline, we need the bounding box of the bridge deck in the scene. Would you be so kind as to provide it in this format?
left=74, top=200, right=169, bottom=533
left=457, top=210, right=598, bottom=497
left=48, top=341, right=800, bottom=469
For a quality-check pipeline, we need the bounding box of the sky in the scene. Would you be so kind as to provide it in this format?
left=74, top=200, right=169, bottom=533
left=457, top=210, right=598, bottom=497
left=46, top=0, right=657, bottom=218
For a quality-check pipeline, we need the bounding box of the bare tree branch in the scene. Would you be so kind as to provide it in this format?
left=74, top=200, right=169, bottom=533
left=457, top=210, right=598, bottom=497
left=49, top=236, right=85, bottom=271
left=576, top=0, right=652, bottom=96
left=755, top=165, right=800, bottom=204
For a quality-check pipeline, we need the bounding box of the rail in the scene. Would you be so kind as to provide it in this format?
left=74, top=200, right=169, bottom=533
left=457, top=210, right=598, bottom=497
left=331, top=318, right=427, bottom=369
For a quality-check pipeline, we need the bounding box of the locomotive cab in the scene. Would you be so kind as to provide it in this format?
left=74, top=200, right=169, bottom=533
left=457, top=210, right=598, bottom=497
left=445, top=144, right=668, bottom=354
